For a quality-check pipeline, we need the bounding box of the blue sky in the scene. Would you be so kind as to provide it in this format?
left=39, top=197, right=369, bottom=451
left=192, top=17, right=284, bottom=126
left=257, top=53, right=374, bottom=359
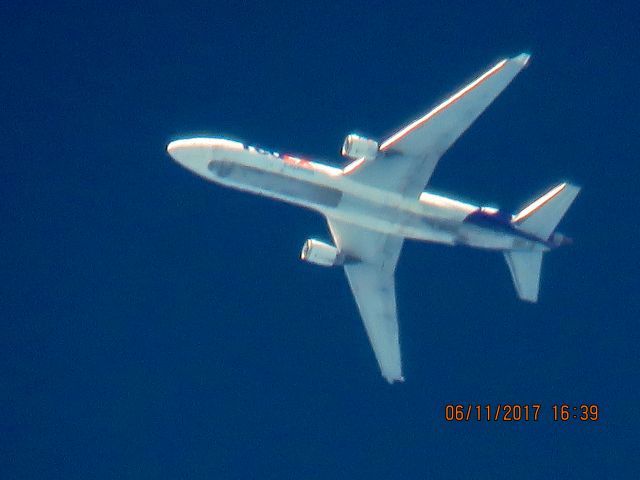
left=2, top=2, right=638, bottom=478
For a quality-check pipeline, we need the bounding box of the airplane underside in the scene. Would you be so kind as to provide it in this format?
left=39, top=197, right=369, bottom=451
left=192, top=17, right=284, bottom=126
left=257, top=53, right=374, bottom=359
left=208, top=158, right=540, bottom=251
left=167, top=53, right=580, bottom=383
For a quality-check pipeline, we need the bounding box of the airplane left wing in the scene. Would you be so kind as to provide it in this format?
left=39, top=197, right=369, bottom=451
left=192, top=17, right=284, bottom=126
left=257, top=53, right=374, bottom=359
left=327, top=217, right=404, bottom=383
left=345, top=53, right=531, bottom=198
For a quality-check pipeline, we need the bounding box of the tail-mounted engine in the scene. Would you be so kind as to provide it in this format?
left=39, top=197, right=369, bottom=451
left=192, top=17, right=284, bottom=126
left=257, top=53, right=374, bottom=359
left=300, top=239, right=342, bottom=267
left=341, top=134, right=379, bottom=161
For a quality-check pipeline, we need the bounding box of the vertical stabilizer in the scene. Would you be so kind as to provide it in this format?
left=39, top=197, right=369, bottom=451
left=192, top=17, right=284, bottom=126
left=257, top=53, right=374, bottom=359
left=513, top=183, right=580, bottom=240
left=503, top=251, right=543, bottom=302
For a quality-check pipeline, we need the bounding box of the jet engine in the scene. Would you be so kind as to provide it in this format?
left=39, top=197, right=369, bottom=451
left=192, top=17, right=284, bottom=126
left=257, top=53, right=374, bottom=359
left=341, top=134, right=379, bottom=161
left=300, top=239, right=341, bottom=267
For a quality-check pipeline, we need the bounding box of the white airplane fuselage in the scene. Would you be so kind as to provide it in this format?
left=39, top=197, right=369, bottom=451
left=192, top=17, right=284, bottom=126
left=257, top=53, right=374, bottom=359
left=167, top=54, right=581, bottom=383
left=168, top=138, right=549, bottom=253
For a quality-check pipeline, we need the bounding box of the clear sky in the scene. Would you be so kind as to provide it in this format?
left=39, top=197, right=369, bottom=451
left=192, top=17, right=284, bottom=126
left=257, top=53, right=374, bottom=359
left=2, top=2, right=638, bottom=478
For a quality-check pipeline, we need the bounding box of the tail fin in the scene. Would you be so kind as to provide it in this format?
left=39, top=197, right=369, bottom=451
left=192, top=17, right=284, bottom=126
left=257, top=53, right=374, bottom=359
left=503, top=251, right=543, bottom=302
left=504, top=182, right=580, bottom=302
left=512, top=183, right=581, bottom=240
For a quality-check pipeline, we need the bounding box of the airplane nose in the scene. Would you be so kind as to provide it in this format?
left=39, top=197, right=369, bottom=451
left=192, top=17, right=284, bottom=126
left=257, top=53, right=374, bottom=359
left=167, top=139, right=192, bottom=164
left=166, top=139, right=213, bottom=168
left=166, top=140, right=180, bottom=156
left=167, top=137, right=244, bottom=170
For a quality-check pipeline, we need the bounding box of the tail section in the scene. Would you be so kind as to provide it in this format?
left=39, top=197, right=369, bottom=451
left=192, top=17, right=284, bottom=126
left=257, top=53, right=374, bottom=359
left=503, top=251, right=543, bottom=302
left=512, top=183, right=581, bottom=240
left=504, top=182, right=580, bottom=302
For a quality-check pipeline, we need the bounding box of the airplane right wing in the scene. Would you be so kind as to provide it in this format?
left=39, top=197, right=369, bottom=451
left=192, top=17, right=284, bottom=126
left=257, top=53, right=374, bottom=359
left=344, top=53, right=531, bottom=198
left=327, top=217, right=404, bottom=383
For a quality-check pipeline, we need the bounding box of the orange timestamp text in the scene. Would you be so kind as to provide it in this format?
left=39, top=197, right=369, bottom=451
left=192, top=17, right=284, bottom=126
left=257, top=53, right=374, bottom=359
left=444, top=404, right=600, bottom=422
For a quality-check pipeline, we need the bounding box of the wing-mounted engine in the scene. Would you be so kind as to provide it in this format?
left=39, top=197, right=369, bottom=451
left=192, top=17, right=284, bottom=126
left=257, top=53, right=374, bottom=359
left=341, top=134, right=379, bottom=161
left=300, top=239, right=342, bottom=267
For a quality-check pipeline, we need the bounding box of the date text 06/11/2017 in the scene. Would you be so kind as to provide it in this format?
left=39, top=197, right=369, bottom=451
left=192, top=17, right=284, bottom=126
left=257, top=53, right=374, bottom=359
left=444, top=404, right=600, bottom=422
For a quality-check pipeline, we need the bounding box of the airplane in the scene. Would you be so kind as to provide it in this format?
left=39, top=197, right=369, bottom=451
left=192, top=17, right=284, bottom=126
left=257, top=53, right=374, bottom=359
left=167, top=53, right=580, bottom=383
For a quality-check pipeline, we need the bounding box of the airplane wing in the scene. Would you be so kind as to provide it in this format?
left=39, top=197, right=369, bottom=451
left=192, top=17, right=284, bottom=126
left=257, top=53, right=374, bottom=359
left=327, top=217, right=405, bottom=383
left=346, top=53, right=531, bottom=198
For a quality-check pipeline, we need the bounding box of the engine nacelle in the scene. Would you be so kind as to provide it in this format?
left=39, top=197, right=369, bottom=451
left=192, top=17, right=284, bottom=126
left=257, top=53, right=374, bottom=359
left=300, top=239, right=341, bottom=267
left=341, top=134, right=379, bottom=161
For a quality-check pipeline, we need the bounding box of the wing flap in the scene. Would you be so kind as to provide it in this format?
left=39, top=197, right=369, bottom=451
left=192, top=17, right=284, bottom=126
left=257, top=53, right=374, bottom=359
left=327, top=217, right=404, bottom=273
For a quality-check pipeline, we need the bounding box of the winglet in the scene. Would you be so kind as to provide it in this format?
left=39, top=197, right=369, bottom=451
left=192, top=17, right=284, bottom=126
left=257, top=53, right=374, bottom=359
left=514, top=53, right=531, bottom=66
left=384, top=374, right=404, bottom=384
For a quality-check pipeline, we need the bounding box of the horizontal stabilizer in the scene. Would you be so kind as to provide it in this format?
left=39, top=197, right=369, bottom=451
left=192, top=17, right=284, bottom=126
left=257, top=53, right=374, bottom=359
left=503, top=251, right=543, bottom=302
left=513, top=183, right=580, bottom=240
